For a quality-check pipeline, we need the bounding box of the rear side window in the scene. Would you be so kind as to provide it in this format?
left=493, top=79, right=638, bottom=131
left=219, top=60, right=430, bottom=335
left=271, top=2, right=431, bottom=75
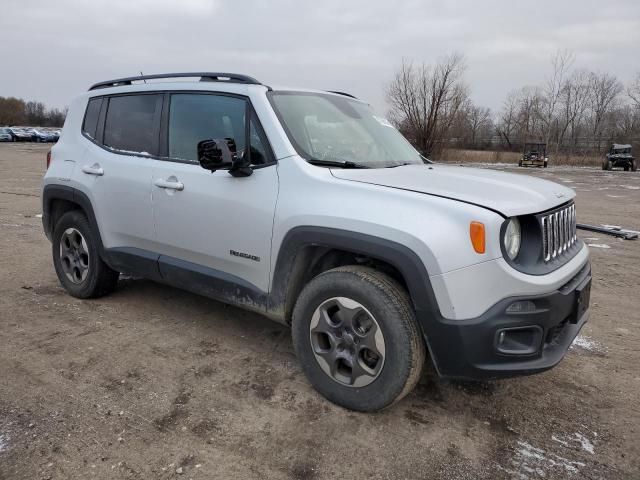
left=103, top=94, right=162, bottom=155
left=82, top=98, right=102, bottom=139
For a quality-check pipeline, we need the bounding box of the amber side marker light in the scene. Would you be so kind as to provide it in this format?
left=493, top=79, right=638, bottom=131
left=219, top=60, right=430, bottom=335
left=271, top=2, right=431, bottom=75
left=470, top=221, right=486, bottom=254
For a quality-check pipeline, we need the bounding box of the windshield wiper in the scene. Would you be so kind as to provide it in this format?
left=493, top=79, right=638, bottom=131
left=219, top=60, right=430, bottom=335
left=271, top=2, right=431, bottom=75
left=307, top=159, right=369, bottom=169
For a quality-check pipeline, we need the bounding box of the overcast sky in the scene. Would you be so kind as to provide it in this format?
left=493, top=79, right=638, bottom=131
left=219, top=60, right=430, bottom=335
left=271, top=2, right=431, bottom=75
left=1, top=0, right=639, bottom=114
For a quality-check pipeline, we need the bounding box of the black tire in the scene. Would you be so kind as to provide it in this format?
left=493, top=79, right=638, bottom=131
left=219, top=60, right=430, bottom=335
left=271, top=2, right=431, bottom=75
left=632, top=161, right=637, bottom=172
left=52, top=210, right=119, bottom=298
left=624, top=165, right=629, bottom=172
left=291, top=266, right=425, bottom=411
left=518, top=160, right=523, bottom=167
left=607, top=160, right=613, bottom=171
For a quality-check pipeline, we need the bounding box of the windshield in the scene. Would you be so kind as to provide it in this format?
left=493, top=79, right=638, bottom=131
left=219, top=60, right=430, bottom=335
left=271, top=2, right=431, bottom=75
left=269, top=91, right=425, bottom=168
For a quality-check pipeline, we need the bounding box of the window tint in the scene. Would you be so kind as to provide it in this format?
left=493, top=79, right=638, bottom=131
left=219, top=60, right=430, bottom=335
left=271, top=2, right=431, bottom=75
left=168, top=94, right=269, bottom=165
left=82, top=97, right=102, bottom=139
left=103, top=94, right=161, bottom=154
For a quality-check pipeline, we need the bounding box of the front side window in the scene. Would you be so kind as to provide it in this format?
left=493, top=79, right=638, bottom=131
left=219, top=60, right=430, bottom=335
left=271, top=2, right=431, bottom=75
left=103, top=94, right=162, bottom=154
left=168, top=93, right=270, bottom=165
left=269, top=91, right=424, bottom=168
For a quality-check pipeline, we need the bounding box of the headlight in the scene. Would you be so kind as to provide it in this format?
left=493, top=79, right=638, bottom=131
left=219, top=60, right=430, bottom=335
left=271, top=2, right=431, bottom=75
left=503, top=218, right=521, bottom=260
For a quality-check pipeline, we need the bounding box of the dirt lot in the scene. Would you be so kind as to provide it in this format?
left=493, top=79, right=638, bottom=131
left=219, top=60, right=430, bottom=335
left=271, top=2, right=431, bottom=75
left=1, top=143, right=639, bottom=480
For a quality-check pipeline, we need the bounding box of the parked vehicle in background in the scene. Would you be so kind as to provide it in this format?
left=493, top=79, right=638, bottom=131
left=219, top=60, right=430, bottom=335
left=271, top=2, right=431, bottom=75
left=42, top=72, right=591, bottom=411
left=7, top=127, right=32, bottom=142
left=0, top=128, right=13, bottom=142
left=31, top=129, right=58, bottom=143
left=602, top=144, right=636, bottom=171
left=519, top=143, right=548, bottom=168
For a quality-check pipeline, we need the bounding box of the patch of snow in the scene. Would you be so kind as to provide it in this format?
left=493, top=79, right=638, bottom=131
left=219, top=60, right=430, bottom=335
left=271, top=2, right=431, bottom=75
left=583, top=237, right=599, bottom=241
left=587, top=243, right=610, bottom=249
left=552, top=432, right=596, bottom=455
left=575, top=433, right=595, bottom=455
left=606, top=195, right=624, bottom=198
left=0, top=434, right=8, bottom=453
left=35, top=213, right=42, bottom=218
left=571, top=335, right=605, bottom=354
left=499, top=439, right=587, bottom=478
left=551, top=435, right=569, bottom=447
left=620, top=185, right=639, bottom=190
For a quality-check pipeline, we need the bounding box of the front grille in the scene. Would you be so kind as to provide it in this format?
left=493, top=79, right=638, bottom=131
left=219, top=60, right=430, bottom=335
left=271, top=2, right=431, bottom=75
left=540, top=203, right=577, bottom=262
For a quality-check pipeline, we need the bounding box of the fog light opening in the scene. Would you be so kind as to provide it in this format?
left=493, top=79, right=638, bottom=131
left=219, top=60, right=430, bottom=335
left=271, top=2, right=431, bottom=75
left=495, top=326, right=543, bottom=355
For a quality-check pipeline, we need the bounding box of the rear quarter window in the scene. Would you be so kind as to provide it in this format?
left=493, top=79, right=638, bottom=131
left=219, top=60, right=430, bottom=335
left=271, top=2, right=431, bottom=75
left=82, top=97, right=102, bottom=139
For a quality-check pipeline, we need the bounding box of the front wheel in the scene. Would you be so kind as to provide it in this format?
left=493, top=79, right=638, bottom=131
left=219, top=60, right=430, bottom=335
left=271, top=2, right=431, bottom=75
left=52, top=210, right=119, bottom=298
left=292, top=266, right=425, bottom=411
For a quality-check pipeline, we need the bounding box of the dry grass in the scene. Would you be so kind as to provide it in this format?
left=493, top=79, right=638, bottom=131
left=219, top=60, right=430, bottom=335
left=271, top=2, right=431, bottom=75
left=435, top=149, right=603, bottom=167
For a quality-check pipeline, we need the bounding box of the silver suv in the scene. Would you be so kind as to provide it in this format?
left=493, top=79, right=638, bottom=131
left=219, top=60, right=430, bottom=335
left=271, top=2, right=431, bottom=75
left=42, top=72, right=591, bottom=411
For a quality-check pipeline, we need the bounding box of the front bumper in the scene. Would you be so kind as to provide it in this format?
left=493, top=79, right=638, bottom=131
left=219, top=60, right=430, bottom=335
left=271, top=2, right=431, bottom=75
left=420, top=261, right=591, bottom=380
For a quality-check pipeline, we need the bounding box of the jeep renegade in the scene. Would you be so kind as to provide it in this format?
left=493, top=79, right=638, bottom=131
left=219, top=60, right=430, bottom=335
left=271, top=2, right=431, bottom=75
left=42, top=72, right=591, bottom=411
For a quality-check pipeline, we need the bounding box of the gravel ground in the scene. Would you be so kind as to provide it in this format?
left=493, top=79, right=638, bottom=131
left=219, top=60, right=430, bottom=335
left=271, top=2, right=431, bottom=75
left=0, top=143, right=639, bottom=480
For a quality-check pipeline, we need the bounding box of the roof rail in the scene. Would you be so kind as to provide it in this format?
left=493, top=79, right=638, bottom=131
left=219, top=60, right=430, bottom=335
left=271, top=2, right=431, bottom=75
left=327, top=90, right=358, bottom=99
left=89, top=72, right=261, bottom=91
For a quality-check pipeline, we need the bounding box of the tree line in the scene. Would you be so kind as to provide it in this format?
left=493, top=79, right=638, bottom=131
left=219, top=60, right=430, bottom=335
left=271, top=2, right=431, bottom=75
left=387, top=52, right=640, bottom=157
left=0, top=96, right=67, bottom=127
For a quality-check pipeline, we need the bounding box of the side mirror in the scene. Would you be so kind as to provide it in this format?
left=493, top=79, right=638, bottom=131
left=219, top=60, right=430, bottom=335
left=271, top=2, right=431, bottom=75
left=197, top=138, right=253, bottom=177
left=198, top=138, right=236, bottom=172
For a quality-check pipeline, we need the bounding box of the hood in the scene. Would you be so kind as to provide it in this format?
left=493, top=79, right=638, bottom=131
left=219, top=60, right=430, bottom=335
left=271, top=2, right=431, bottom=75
left=330, top=164, right=575, bottom=217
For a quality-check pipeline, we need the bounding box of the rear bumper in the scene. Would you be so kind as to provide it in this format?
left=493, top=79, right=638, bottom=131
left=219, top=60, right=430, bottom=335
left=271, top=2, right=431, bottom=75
left=419, top=262, right=591, bottom=380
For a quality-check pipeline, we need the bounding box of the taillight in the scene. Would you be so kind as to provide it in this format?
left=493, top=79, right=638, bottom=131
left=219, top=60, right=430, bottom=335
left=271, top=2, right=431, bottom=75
left=46, top=150, right=51, bottom=169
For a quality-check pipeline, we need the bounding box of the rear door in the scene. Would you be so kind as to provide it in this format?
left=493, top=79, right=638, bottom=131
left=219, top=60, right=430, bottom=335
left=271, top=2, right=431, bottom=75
left=151, top=92, right=279, bottom=296
left=79, top=93, right=161, bottom=254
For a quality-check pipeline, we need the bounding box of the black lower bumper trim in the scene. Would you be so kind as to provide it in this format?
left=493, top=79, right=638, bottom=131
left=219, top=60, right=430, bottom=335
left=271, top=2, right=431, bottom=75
left=419, top=262, right=591, bottom=380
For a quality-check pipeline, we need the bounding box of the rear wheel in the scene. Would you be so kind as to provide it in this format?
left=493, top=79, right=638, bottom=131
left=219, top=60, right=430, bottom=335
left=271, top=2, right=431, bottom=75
left=292, top=266, right=425, bottom=411
left=52, top=210, right=119, bottom=298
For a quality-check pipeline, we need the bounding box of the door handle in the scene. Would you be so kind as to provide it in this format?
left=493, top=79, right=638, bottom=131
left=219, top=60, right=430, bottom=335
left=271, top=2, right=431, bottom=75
left=81, top=164, right=104, bottom=176
left=154, top=178, right=184, bottom=191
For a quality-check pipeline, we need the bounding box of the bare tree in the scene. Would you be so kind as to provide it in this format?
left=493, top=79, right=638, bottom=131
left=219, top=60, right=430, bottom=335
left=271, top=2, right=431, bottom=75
left=0, top=96, right=66, bottom=127
left=588, top=72, right=623, bottom=149
left=497, top=90, right=519, bottom=148
left=464, top=102, right=492, bottom=147
left=542, top=50, right=574, bottom=149
left=387, top=54, right=467, bottom=156
left=515, top=86, right=544, bottom=143
left=557, top=70, right=592, bottom=152
left=628, top=72, right=640, bottom=108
